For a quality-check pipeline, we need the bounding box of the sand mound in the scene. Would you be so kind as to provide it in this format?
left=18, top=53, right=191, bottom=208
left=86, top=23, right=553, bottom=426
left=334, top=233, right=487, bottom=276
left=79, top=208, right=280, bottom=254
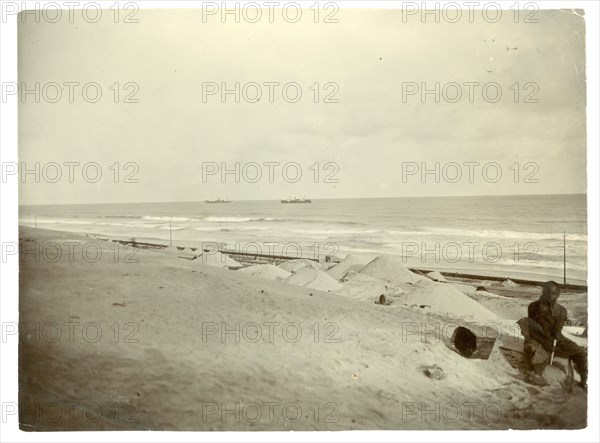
left=340, top=270, right=380, bottom=284
left=327, top=255, right=371, bottom=281
left=493, top=279, right=520, bottom=288
left=238, top=264, right=291, bottom=281
left=284, top=266, right=343, bottom=292
left=358, top=255, right=428, bottom=285
left=196, top=252, right=242, bottom=269
left=336, top=271, right=404, bottom=302
left=319, top=261, right=338, bottom=272
left=278, top=259, right=320, bottom=274
left=427, top=271, right=446, bottom=282
left=396, top=282, right=500, bottom=322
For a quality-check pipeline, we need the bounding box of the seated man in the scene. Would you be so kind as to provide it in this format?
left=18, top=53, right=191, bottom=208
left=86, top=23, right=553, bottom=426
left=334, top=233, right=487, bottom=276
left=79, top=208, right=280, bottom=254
left=518, top=281, right=587, bottom=389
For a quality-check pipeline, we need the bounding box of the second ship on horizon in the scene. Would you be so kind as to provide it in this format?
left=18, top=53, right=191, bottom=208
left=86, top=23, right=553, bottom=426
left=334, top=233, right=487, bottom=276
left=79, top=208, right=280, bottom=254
left=204, top=196, right=312, bottom=203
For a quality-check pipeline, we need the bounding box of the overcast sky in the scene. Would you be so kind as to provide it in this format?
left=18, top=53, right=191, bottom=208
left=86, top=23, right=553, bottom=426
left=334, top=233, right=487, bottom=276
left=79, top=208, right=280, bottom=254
left=18, top=7, right=586, bottom=205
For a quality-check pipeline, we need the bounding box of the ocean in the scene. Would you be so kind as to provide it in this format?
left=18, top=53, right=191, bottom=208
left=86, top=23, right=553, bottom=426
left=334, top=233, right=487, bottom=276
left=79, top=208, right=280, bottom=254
left=19, top=194, right=588, bottom=283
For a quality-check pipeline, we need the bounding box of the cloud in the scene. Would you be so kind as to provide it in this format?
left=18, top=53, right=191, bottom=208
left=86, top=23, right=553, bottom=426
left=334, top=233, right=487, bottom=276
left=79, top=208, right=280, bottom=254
left=18, top=8, right=587, bottom=204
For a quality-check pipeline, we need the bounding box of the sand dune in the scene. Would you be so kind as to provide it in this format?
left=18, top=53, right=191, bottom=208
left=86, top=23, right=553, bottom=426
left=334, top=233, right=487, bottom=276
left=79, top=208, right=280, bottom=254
left=238, top=264, right=292, bottom=281
left=327, top=255, right=372, bottom=281
left=278, top=258, right=320, bottom=274
left=336, top=271, right=404, bottom=303
left=358, top=256, right=429, bottom=285
left=394, top=282, right=501, bottom=323
left=284, top=266, right=343, bottom=292
left=196, top=251, right=243, bottom=269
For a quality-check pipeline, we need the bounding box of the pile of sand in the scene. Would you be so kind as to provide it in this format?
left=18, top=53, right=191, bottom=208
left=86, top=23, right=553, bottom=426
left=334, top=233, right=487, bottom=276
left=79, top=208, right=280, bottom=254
left=327, top=255, right=371, bottom=281
left=336, top=271, right=404, bottom=302
left=493, top=279, right=520, bottom=288
left=319, top=261, right=338, bottom=272
left=358, top=255, right=428, bottom=285
left=278, top=259, right=320, bottom=274
left=284, top=266, right=343, bottom=292
left=396, top=282, right=500, bottom=322
left=238, top=264, right=291, bottom=281
left=196, top=251, right=243, bottom=270
left=428, top=270, right=446, bottom=282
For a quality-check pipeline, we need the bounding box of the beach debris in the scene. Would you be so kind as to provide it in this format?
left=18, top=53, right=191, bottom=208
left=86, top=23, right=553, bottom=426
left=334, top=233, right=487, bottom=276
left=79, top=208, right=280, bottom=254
left=476, top=286, right=488, bottom=292
left=112, top=302, right=126, bottom=307
left=420, top=364, right=445, bottom=380
left=284, top=266, right=343, bottom=292
left=358, top=256, right=429, bottom=285
left=427, top=271, right=447, bottom=282
left=352, top=373, right=358, bottom=379
left=451, top=326, right=497, bottom=359
left=375, top=294, right=393, bottom=305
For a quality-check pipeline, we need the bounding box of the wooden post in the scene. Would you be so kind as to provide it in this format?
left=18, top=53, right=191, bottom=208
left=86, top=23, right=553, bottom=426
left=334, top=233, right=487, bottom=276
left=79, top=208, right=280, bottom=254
left=563, top=230, right=567, bottom=285
left=169, top=218, right=173, bottom=246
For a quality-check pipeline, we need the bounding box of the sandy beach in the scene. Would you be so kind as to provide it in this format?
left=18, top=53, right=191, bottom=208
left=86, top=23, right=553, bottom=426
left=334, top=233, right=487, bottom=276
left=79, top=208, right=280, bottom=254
left=18, top=226, right=587, bottom=431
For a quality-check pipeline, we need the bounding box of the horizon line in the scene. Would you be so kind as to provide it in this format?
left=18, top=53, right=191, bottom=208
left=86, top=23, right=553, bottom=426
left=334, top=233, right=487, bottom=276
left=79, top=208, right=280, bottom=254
left=19, top=192, right=587, bottom=207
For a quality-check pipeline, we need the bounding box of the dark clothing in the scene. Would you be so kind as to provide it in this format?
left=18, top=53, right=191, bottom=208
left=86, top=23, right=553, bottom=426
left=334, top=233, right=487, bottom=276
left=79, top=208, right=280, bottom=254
left=527, top=300, right=567, bottom=351
left=522, top=300, right=587, bottom=386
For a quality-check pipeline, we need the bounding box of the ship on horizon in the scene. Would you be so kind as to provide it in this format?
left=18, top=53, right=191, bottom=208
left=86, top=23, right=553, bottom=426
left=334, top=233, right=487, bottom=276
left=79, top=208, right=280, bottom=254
left=205, top=196, right=231, bottom=203
left=280, top=196, right=311, bottom=204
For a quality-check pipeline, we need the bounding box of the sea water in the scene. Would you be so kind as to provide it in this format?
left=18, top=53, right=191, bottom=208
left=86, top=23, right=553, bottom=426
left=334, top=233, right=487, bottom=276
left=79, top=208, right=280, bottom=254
left=19, top=194, right=588, bottom=283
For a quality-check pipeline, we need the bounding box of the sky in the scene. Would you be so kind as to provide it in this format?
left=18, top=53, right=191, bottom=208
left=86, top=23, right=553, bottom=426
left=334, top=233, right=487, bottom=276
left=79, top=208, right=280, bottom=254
left=17, top=7, right=587, bottom=205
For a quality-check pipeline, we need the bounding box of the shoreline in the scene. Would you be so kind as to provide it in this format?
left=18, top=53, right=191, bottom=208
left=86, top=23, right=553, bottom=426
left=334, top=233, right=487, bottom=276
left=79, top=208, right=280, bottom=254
left=19, top=225, right=588, bottom=288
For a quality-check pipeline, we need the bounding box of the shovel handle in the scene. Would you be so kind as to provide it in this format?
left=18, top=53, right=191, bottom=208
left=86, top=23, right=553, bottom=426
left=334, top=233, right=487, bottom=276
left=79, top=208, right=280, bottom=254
left=550, top=339, right=557, bottom=365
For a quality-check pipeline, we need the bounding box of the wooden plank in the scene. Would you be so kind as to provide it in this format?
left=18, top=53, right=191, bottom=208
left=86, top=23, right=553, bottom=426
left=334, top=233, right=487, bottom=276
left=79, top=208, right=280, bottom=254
left=409, top=268, right=587, bottom=292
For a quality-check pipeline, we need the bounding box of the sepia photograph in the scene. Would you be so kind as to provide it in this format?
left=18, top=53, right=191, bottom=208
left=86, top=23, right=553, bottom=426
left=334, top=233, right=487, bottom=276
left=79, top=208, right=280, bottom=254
left=1, top=0, right=598, bottom=440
